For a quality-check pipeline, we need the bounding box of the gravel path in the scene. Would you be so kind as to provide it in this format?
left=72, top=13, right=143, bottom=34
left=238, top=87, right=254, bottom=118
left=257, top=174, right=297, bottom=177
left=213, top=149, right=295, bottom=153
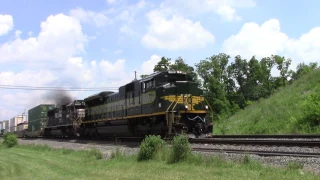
left=18, top=138, right=320, bottom=175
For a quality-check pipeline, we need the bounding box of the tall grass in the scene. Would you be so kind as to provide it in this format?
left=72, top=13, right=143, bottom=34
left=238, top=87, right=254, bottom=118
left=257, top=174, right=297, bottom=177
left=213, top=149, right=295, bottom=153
left=214, top=69, right=320, bottom=135
left=1, top=137, right=318, bottom=179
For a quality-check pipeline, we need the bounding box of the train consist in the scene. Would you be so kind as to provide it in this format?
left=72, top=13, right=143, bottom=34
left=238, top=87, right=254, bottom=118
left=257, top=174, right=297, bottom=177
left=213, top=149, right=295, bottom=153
left=4, top=71, right=213, bottom=139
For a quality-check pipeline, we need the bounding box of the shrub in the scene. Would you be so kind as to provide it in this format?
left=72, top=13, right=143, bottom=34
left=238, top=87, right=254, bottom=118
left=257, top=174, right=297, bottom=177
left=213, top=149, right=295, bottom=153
left=110, top=148, right=126, bottom=160
left=301, top=90, right=320, bottom=127
left=168, top=134, right=191, bottom=164
left=137, top=135, right=165, bottom=161
left=3, top=133, right=18, bottom=148
left=88, top=148, right=103, bottom=160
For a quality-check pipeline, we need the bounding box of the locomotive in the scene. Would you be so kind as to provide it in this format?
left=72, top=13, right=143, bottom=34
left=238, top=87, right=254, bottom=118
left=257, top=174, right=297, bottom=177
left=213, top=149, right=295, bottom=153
left=35, top=70, right=213, bottom=138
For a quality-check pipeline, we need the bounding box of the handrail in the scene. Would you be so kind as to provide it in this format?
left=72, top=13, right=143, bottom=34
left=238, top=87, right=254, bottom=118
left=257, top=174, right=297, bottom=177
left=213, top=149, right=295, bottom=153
left=171, top=95, right=183, bottom=124
left=165, top=98, right=176, bottom=126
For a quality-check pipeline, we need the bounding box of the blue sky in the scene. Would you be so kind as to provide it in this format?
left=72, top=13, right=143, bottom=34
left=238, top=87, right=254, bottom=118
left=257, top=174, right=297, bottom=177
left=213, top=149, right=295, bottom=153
left=0, top=0, right=320, bottom=120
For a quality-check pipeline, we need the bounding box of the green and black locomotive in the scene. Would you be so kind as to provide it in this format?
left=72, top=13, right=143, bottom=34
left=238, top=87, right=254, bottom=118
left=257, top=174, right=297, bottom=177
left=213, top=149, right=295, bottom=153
left=80, top=70, right=212, bottom=138
left=40, top=70, right=212, bottom=138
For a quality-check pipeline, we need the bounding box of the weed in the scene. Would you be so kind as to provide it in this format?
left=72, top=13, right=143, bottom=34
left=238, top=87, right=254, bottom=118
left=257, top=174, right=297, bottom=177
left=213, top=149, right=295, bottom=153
left=168, top=134, right=191, bottom=164
left=2, top=133, right=18, bottom=148
left=137, top=135, right=165, bottom=161
left=88, top=148, right=103, bottom=160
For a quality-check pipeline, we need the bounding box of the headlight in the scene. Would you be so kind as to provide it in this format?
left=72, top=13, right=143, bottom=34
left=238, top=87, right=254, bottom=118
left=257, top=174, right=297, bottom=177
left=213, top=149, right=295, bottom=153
left=205, top=105, right=208, bottom=110
left=185, top=105, right=188, bottom=109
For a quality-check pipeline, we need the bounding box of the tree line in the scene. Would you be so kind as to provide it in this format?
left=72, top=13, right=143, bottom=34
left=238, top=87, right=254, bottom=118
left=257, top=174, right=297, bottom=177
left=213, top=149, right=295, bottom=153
left=141, top=53, right=319, bottom=121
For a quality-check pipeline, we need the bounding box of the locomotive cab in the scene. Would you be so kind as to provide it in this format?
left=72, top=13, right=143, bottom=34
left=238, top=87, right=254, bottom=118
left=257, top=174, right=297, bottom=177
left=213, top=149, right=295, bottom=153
left=146, top=71, right=213, bottom=138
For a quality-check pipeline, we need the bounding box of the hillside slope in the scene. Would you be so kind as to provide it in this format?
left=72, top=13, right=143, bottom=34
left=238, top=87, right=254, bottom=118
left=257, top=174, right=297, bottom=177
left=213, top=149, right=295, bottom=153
left=214, top=69, right=320, bottom=135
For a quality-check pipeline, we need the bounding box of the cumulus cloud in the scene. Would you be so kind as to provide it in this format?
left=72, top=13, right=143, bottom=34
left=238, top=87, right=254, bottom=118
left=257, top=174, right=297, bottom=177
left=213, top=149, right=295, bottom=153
left=0, top=14, right=88, bottom=64
left=158, top=0, right=255, bottom=21
left=0, top=14, right=13, bottom=36
left=141, top=10, right=214, bottom=50
left=140, top=55, right=161, bottom=75
left=222, top=19, right=320, bottom=69
left=216, top=5, right=241, bottom=21
left=69, top=8, right=111, bottom=27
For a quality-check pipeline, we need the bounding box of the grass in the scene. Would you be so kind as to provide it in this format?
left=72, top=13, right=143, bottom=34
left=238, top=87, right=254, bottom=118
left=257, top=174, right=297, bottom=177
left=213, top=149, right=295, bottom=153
left=0, top=143, right=319, bottom=180
left=214, top=69, right=320, bottom=135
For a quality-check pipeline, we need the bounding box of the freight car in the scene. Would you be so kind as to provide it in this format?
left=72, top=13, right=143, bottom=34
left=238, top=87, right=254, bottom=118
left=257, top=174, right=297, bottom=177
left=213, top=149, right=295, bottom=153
left=24, top=70, right=213, bottom=139
left=25, top=104, right=55, bottom=137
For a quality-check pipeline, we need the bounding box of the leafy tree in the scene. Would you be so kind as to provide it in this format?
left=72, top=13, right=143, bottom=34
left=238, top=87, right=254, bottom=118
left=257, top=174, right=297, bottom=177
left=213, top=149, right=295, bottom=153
left=170, top=57, right=198, bottom=81
left=259, top=57, right=275, bottom=97
left=228, top=55, right=248, bottom=107
left=153, top=57, right=171, bottom=72
left=245, top=56, right=263, bottom=101
left=291, top=62, right=318, bottom=81
left=195, top=53, right=233, bottom=120
left=140, top=74, right=148, bottom=78
left=272, top=55, right=292, bottom=87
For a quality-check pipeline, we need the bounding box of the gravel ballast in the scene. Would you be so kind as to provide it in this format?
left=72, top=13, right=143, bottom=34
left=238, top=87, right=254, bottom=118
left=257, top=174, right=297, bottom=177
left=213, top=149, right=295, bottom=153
left=17, top=138, right=320, bottom=175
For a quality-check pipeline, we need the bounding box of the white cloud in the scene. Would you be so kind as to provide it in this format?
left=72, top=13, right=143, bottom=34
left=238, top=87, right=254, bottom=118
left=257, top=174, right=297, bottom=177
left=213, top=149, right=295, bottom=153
left=0, top=13, right=88, bottom=64
left=158, top=0, right=255, bottom=21
left=222, top=19, right=320, bottom=70
left=0, top=14, right=14, bottom=36
left=114, top=0, right=148, bottom=37
left=0, top=53, right=162, bottom=120
left=107, top=0, right=116, bottom=4
left=140, top=55, right=161, bottom=75
left=141, top=10, right=214, bottom=50
left=120, top=24, right=136, bottom=36
left=216, top=5, right=241, bottom=21
left=69, top=8, right=111, bottom=27
left=14, top=30, right=22, bottom=38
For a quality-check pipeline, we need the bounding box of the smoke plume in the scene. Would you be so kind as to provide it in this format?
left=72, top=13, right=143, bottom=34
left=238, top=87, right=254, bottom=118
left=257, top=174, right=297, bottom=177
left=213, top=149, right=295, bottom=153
left=44, top=91, right=73, bottom=107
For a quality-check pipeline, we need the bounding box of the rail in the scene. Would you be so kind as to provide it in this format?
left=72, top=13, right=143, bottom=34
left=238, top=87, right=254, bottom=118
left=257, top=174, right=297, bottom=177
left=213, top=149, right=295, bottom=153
left=208, top=134, right=320, bottom=139
left=192, top=148, right=320, bottom=158
left=189, top=138, right=320, bottom=147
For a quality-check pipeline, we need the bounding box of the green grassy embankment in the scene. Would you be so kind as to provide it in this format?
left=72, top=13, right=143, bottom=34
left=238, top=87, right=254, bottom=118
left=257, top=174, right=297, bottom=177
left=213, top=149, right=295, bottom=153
left=0, top=144, right=318, bottom=180
left=214, top=69, right=320, bottom=135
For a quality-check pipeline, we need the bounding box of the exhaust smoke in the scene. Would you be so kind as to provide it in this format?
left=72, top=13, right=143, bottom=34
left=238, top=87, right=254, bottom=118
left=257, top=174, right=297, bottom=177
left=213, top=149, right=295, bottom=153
left=44, top=91, right=73, bottom=107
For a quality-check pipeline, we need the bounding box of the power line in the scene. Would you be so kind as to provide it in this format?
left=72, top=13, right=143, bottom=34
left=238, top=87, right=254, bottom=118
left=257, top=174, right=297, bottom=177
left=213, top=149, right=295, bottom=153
left=0, top=85, right=119, bottom=91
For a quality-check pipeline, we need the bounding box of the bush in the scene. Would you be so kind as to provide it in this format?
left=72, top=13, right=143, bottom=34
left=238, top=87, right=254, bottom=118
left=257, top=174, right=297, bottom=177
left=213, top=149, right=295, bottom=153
left=137, top=135, right=165, bottom=161
left=2, top=133, right=18, bottom=148
left=88, top=148, right=103, bottom=160
left=168, top=135, right=191, bottom=164
left=301, top=90, right=320, bottom=127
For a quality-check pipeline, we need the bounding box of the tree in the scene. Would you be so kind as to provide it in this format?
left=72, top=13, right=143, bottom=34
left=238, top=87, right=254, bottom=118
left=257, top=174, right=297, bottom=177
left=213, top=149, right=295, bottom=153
left=291, top=62, right=318, bottom=81
left=245, top=56, right=263, bottom=101
left=170, top=57, right=198, bottom=81
left=153, top=57, right=171, bottom=72
left=272, top=55, right=292, bottom=87
left=228, top=55, right=248, bottom=107
left=140, top=74, right=148, bottom=78
left=195, top=53, right=233, bottom=120
left=260, top=57, right=275, bottom=97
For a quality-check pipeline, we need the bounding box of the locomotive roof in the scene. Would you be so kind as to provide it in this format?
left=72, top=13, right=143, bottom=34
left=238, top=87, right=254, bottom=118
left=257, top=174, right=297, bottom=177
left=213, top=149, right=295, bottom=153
left=66, top=100, right=85, bottom=107
left=139, top=70, right=187, bottom=82
left=84, top=91, right=115, bottom=102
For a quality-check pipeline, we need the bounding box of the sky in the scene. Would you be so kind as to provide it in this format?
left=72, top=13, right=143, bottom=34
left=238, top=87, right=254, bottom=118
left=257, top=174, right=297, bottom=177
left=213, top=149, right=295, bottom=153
left=0, top=0, right=320, bottom=120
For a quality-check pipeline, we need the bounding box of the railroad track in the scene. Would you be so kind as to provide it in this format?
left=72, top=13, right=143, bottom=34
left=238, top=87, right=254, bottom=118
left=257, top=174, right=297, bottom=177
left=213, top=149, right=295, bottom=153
left=189, top=138, right=320, bottom=147
left=192, top=147, right=320, bottom=158
left=208, top=134, right=320, bottom=139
